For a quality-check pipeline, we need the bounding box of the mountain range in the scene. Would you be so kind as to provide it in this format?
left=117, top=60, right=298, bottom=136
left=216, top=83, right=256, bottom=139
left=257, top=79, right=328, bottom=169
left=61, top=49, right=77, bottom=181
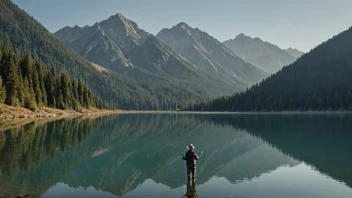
left=197, top=25, right=352, bottom=111
left=156, top=22, right=268, bottom=91
left=223, top=33, right=304, bottom=74
left=54, top=15, right=270, bottom=95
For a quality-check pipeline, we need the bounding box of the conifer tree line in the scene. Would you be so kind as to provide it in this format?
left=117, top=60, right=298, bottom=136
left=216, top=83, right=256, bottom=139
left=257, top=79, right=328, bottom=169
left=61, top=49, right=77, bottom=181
left=0, top=41, right=105, bottom=110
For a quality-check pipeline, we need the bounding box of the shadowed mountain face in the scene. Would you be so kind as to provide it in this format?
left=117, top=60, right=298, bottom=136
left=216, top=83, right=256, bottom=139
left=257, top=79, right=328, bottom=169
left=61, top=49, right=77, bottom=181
left=156, top=23, right=268, bottom=93
left=223, top=33, right=302, bottom=74
left=1, top=114, right=352, bottom=198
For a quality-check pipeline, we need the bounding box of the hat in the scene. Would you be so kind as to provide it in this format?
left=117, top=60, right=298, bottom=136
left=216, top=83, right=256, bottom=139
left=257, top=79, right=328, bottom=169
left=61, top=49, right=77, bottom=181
left=188, top=144, right=195, bottom=149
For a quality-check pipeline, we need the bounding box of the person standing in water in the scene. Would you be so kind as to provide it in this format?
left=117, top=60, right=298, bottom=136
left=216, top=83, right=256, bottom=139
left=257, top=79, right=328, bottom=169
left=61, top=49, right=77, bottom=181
left=182, top=144, right=202, bottom=181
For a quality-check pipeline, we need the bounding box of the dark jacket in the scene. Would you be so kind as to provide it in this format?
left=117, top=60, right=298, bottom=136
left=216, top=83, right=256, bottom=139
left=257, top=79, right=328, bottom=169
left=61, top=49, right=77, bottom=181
left=183, top=150, right=199, bottom=167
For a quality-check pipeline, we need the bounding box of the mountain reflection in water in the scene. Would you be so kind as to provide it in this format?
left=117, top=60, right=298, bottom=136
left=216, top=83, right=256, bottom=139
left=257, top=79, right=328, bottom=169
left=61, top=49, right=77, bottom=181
left=0, top=114, right=352, bottom=198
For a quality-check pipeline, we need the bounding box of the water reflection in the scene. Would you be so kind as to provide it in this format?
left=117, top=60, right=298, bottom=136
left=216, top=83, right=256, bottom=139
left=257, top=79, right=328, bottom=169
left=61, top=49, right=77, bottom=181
left=0, top=114, right=352, bottom=198
left=183, top=180, right=197, bottom=198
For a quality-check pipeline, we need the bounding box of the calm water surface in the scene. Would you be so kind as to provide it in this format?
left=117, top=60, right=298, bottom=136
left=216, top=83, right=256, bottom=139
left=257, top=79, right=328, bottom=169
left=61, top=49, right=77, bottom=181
left=0, top=114, right=352, bottom=198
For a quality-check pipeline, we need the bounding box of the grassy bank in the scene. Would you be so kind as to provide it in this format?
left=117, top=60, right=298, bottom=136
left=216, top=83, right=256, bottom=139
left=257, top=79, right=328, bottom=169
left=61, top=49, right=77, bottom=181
left=0, top=104, right=119, bottom=119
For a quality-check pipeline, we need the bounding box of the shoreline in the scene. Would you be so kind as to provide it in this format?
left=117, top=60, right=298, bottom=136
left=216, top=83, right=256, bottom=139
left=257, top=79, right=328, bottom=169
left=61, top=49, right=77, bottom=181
left=1, top=103, right=352, bottom=120
left=0, top=104, right=121, bottom=120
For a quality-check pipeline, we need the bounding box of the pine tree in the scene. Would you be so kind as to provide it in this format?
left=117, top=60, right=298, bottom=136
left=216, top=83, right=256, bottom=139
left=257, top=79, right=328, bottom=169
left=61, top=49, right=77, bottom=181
left=72, top=80, right=79, bottom=103
left=33, top=61, right=43, bottom=107
left=23, top=77, right=36, bottom=110
left=83, top=86, right=89, bottom=108
left=57, top=91, right=65, bottom=109
left=55, top=77, right=65, bottom=109
left=45, top=67, right=56, bottom=108
left=0, top=41, right=3, bottom=61
left=17, top=69, right=26, bottom=106
left=4, top=49, right=20, bottom=106
left=60, top=73, right=72, bottom=109
left=36, top=61, right=47, bottom=105
left=78, top=80, right=84, bottom=106
left=0, top=41, right=4, bottom=79
left=19, top=53, right=34, bottom=84
left=0, top=76, right=6, bottom=103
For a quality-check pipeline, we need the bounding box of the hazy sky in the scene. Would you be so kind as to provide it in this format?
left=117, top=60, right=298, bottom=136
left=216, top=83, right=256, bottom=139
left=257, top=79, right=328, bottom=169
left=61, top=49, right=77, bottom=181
left=12, top=0, right=352, bottom=52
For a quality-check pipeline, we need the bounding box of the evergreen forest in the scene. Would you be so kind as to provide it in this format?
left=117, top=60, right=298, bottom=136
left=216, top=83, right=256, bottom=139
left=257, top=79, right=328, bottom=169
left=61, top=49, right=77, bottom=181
left=0, top=41, right=104, bottom=110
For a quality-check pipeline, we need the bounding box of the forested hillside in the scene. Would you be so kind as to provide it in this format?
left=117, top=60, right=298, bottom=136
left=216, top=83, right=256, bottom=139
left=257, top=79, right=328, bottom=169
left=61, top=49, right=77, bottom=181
left=191, top=26, right=352, bottom=111
left=0, top=0, right=204, bottom=110
left=0, top=41, right=103, bottom=110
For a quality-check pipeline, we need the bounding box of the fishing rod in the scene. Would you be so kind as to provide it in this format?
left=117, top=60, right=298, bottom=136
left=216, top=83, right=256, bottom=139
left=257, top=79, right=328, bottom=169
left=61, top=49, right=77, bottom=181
left=199, top=151, right=203, bottom=157
left=180, top=152, right=185, bottom=159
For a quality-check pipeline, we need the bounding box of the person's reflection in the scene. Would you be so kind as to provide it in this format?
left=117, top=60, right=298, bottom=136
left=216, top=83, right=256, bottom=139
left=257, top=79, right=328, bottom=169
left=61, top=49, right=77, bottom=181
left=183, top=179, right=197, bottom=198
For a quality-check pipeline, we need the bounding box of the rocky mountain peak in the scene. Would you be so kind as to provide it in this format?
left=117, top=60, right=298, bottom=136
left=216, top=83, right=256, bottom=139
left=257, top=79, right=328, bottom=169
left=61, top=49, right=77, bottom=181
left=104, top=13, right=139, bottom=33
left=235, top=33, right=261, bottom=42
left=176, top=22, right=191, bottom=30
left=116, top=13, right=126, bottom=19
left=236, top=33, right=247, bottom=38
left=165, top=22, right=193, bottom=36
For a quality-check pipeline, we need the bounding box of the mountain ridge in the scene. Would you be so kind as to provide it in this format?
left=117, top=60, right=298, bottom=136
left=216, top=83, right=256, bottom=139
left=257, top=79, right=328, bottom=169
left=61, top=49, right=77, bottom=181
left=55, top=15, right=266, bottom=96
left=223, top=33, right=302, bottom=74
left=156, top=22, right=268, bottom=93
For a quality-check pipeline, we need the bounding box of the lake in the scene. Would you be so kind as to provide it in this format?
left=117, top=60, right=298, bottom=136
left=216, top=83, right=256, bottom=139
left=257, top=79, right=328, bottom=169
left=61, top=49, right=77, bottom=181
left=1, top=114, right=352, bottom=198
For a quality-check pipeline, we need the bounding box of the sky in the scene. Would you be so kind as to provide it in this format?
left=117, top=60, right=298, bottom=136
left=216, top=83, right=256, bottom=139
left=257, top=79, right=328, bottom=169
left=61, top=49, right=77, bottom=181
left=12, top=0, right=352, bottom=52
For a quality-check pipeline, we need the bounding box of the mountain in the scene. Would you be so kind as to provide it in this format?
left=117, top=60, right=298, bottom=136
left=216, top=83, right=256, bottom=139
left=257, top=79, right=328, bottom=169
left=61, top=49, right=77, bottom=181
left=285, top=47, right=304, bottom=58
left=194, top=26, right=352, bottom=111
left=156, top=22, right=268, bottom=93
left=223, top=33, right=299, bottom=74
left=54, top=15, right=243, bottom=96
left=55, top=24, right=133, bottom=70
left=55, top=13, right=149, bottom=53
left=0, top=0, right=205, bottom=110
left=54, top=13, right=150, bottom=71
left=125, top=37, right=233, bottom=95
